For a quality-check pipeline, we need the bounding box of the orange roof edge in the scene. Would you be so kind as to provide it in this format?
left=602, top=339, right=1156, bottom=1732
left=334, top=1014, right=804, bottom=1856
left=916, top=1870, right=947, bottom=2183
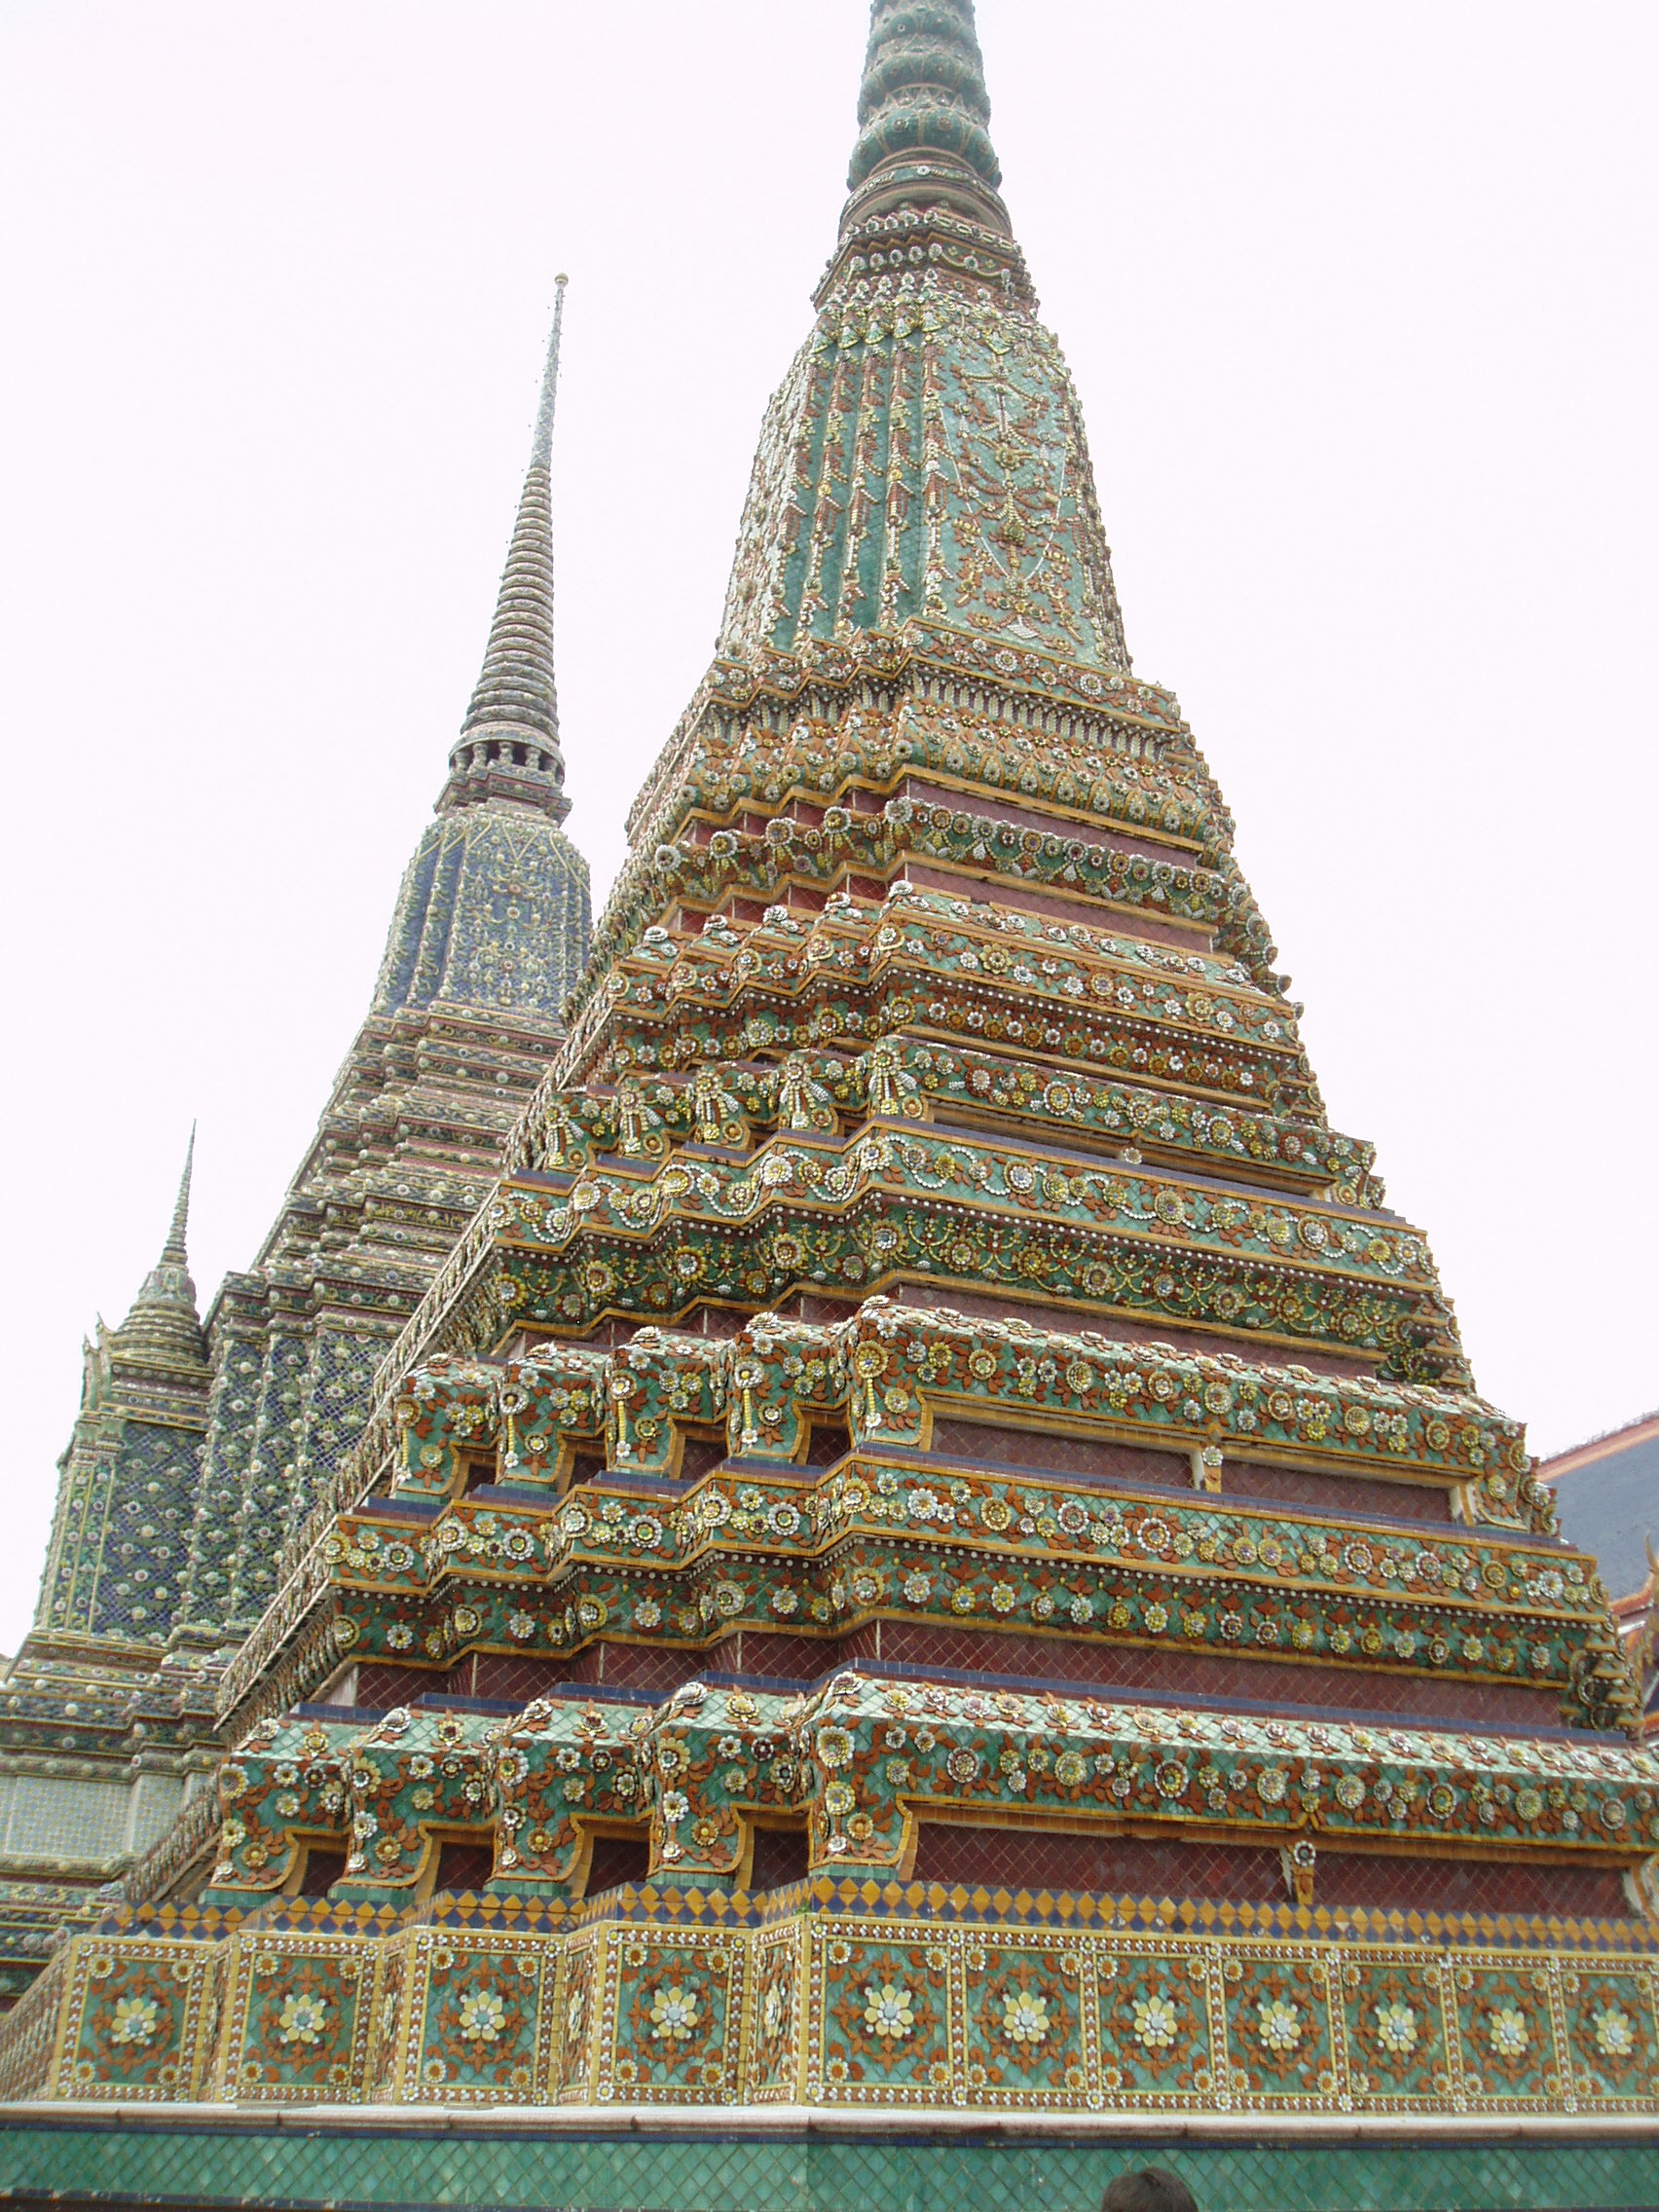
left=1537, top=1408, right=1659, bottom=1484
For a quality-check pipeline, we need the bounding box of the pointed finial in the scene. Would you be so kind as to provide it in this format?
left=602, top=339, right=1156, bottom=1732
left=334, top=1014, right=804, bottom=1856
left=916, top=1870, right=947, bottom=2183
left=111, top=1129, right=207, bottom=1370
left=440, top=284, right=572, bottom=823
left=163, top=1124, right=196, bottom=1266
left=530, top=275, right=569, bottom=471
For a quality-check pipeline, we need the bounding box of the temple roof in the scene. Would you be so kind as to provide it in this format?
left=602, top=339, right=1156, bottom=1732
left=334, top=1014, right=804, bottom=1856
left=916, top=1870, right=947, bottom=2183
left=1541, top=1412, right=1659, bottom=1607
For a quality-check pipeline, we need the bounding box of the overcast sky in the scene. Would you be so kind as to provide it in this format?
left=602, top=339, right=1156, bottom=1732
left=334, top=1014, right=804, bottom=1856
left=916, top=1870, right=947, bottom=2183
left=1, top=2, right=1655, bottom=1654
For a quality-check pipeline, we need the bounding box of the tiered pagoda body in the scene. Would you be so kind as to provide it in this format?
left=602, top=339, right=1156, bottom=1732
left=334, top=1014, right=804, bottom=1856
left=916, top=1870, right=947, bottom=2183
left=5, top=6, right=1658, bottom=2203
left=0, top=294, right=591, bottom=1994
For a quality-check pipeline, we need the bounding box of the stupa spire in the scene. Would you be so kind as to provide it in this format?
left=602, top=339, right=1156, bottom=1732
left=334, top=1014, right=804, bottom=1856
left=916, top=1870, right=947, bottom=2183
left=438, top=276, right=572, bottom=823
left=161, top=1122, right=194, bottom=1266
left=527, top=272, right=566, bottom=471
left=719, top=0, right=1128, bottom=670
left=841, top=0, right=1011, bottom=238
left=111, top=1128, right=206, bottom=1370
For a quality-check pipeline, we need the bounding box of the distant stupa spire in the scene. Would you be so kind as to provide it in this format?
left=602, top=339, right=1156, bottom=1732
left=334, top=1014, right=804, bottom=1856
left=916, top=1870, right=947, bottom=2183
left=162, top=1123, right=195, bottom=1266
left=439, top=276, right=572, bottom=822
left=112, top=1128, right=206, bottom=1371
left=841, top=0, right=1011, bottom=237
left=528, top=273, right=566, bottom=472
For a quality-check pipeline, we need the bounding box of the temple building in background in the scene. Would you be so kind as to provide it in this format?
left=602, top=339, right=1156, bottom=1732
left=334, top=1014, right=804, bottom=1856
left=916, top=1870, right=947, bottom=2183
left=1542, top=1412, right=1659, bottom=1733
left=0, top=288, right=591, bottom=1993
left=3, top=5, right=1658, bottom=2207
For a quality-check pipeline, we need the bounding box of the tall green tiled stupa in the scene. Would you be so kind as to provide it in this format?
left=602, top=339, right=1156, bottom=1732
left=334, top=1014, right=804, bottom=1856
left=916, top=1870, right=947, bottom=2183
left=0, top=290, right=590, bottom=1988
left=4, top=7, right=1657, bottom=2208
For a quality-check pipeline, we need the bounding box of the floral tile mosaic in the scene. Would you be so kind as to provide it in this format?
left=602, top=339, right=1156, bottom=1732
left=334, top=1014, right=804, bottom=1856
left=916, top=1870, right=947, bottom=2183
left=15, top=1898, right=1659, bottom=2119
left=598, top=1927, right=743, bottom=2103
left=55, top=1936, right=218, bottom=2103
left=219, top=1931, right=375, bottom=2100
left=403, top=1929, right=554, bottom=2102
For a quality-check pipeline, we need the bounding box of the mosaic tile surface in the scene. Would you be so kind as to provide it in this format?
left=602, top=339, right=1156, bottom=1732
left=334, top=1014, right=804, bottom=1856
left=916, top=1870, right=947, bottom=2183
left=8, top=1890, right=1659, bottom=2122
left=5, top=23, right=1654, bottom=2212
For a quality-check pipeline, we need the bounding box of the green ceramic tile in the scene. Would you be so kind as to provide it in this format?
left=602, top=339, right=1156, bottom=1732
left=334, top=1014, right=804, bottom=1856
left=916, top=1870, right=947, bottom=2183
left=5, top=2120, right=1659, bottom=2212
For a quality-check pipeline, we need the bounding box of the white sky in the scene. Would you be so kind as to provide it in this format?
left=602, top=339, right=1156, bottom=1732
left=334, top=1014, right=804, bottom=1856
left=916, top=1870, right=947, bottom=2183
left=1, top=3, right=1655, bottom=1654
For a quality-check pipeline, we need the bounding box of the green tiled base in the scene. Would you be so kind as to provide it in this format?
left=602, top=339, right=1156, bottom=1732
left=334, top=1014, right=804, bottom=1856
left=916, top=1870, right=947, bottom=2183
left=3, top=2114, right=1659, bottom=2212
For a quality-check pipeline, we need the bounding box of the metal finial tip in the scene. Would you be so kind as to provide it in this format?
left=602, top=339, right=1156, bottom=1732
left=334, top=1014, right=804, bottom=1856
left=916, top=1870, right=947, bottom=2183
left=555, top=272, right=569, bottom=287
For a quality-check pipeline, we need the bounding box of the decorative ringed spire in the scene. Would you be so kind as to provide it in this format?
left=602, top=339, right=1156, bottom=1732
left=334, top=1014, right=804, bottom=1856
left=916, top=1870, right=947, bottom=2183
left=112, top=1127, right=206, bottom=1369
left=162, top=1122, right=194, bottom=1266
left=439, top=277, right=572, bottom=822
left=841, top=0, right=1011, bottom=239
